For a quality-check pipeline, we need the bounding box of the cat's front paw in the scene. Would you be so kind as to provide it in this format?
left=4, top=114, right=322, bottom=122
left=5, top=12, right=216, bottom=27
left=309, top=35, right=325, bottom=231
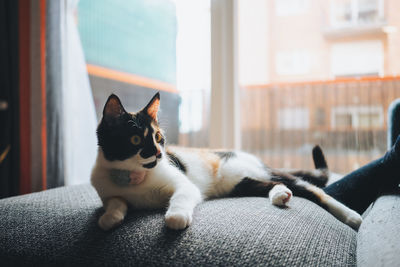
left=98, top=211, right=124, bottom=231
left=165, top=210, right=193, bottom=230
left=344, top=209, right=363, bottom=230
left=269, top=184, right=292, bottom=206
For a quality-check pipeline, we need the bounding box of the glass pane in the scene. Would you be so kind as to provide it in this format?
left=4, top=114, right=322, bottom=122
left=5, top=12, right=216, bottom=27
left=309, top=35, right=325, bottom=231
left=77, top=0, right=210, bottom=147
left=359, top=113, right=382, bottom=128
left=330, top=0, right=382, bottom=27
left=358, top=0, right=380, bottom=23
left=332, top=0, right=353, bottom=26
left=238, top=0, right=400, bottom=174
left=335, top=114, right=353, bottom=128
left=175, top=0, right=211, bottom=147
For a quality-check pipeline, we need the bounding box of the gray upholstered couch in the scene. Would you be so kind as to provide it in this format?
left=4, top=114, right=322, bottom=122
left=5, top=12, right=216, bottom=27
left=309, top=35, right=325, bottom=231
left=0, top=184, right=399, bottom=266
left=0, top=186, right=358, bottom=266
left=1, top=100, right=400, bottom=266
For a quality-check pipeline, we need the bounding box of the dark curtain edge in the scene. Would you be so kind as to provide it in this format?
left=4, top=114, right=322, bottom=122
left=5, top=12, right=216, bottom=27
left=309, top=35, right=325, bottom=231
left=46, top=0, right=64, bottom=188
left=0, top=0, right=20, bottom=198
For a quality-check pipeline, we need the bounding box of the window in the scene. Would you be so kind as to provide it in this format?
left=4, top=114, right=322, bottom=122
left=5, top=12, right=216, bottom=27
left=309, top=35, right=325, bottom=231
left=334, top=113, right=353, bottom=127
left=275, top=50, right=312, bottom=76
left=176, top=0, right=211, bottom=145
left=330, top=40, right=383, bottom=77
left=315, top=108, right=326, bottom=127
left=330, top=0, right=384, bottom=27
left=359, top=113, right=381, bottom=128
left=332, top=106, right=384, bottom=129
left=275, top=0, right=310, bottom=16
left=278, top=108, right=310, bottom=129
left=77, top=0, right=400, bottom=175
left=238, top=0, right=400, bottom=173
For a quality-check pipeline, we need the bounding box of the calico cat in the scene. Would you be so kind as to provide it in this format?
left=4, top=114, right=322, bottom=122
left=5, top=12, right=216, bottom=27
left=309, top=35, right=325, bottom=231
left=91, top=93, right=362, bottom=231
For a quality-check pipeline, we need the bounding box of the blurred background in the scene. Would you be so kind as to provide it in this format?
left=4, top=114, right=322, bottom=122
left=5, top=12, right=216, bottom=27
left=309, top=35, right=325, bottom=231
left=1, top=0, right=400, bottom=197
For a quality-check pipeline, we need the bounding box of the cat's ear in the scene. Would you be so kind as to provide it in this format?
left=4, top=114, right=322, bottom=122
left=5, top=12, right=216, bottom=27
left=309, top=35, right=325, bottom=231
left=103, top=94, right=126, bottom=123
left=143, top=92, right=160, bottom=121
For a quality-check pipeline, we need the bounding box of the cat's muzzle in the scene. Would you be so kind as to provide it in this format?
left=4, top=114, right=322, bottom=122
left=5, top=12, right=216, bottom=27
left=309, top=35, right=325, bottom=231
left=142, top=152, right=162, bottom=169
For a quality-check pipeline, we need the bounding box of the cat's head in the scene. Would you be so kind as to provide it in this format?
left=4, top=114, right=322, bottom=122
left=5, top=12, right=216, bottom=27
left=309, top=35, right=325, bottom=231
left=97, top=92, right=165, bottom=170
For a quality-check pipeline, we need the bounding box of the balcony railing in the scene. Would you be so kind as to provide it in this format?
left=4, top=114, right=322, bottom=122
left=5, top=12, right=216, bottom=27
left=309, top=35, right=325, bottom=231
left=175, top=76, right=400, bottom=174
left=241, top=76, right=400, bottom=174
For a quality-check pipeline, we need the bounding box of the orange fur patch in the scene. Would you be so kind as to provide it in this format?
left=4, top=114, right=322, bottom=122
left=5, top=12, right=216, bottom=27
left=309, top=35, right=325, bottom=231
left=307, top=184, right=327, bottom=202
left=198, top=150, right=220, bottom=179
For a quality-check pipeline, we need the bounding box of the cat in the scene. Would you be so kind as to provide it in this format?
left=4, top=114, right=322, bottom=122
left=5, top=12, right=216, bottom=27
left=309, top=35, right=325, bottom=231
left=91, top=92, right=362, bottom=231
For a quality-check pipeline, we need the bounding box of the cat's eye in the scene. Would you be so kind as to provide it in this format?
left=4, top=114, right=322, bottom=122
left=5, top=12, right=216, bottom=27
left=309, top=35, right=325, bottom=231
left=130, top=135, right=141, bottom=145
left=155, top=131, right=163, bottom=143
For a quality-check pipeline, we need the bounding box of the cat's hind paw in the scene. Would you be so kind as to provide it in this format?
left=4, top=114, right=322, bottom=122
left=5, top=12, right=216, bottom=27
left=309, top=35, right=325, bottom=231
left=98, top=211, right=124, bottom=231
left=269, top=184, right=292, bottom=206
left=165, top=210, right=193, bottom=230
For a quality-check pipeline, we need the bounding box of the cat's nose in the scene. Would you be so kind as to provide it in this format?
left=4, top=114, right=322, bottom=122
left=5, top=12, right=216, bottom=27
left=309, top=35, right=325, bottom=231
left=156, top=149, right=162, bottom=158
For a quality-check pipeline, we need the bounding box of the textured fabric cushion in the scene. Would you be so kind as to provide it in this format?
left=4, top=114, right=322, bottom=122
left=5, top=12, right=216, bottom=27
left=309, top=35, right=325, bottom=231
left=0, top=185, right=357, bottom=266
left=357, top=194, right=400, bottom=266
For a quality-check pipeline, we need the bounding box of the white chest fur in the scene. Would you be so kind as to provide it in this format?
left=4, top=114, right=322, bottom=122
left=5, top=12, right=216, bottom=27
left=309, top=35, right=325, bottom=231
left=91, top=148, right=272, bottom=208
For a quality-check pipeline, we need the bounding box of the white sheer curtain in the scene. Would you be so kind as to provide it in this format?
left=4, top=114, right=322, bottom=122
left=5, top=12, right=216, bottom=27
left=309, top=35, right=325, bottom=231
left=61, top=0, right=97, bottom=185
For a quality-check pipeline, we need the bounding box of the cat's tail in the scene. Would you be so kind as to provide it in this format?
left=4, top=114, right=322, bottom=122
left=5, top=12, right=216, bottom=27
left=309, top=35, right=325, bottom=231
left=286, top=145, right=329, bottom=188
left=309, top=145, right=329, bottom=187
left=312, top=145, right=328, bottom=170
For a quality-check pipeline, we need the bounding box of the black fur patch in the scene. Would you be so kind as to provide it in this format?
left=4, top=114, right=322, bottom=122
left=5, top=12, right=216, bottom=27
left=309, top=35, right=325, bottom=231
left=286, top=169, right=328, bottom=188
left=230, top=177, right=279, bottom=197
left=143, top=160, right=157, bottom=169
left=215, top=151, right=236, bottom=161
left=97, top=112, right=143, bottom=161
left=166, top=152, right=186, bottom=173
left=97, top=101, right=157, bottom=161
